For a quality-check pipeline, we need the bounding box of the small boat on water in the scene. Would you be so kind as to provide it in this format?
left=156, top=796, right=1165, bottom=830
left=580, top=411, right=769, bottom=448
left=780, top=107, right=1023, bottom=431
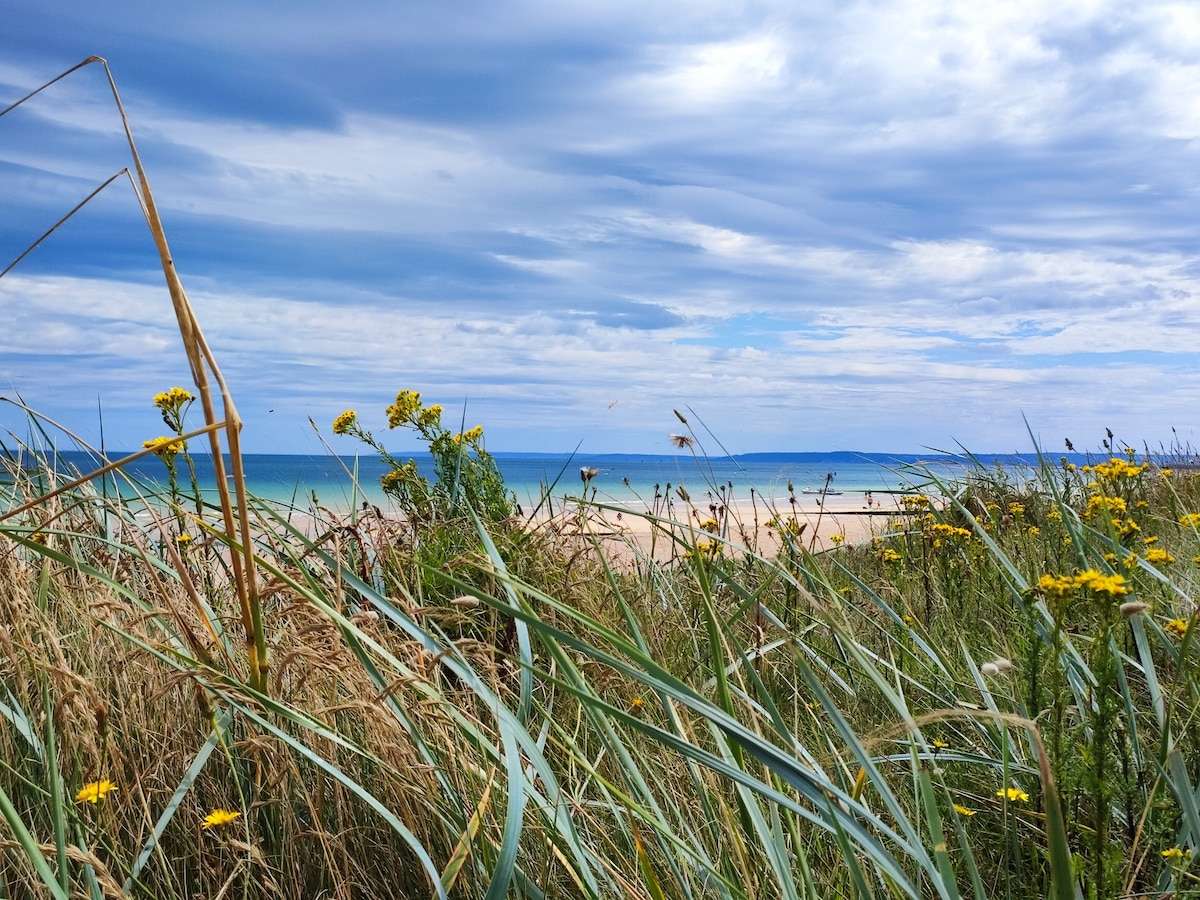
left=802, top=487, right=843, bottom=496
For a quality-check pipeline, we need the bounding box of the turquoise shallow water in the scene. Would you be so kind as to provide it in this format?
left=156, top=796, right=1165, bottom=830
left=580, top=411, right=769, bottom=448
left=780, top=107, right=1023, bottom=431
left=28, top=449, right=1058, bottom=512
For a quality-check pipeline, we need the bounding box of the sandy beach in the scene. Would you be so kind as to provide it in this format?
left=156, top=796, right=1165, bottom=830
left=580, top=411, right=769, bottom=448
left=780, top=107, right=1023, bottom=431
left=527, top=490, right=899, bottom=566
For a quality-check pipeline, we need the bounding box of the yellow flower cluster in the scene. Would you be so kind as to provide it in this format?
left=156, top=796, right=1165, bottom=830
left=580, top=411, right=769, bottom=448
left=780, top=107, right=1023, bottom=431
left=1145, top=547, right=1175, bottom=565
left=1162, top=846, right=1189, bottom=861
left=882, top=548, right=902, bottom=563
left=900, top=494, right=930, bottom=511
left=417, top=404, right=443, bottom=429
left=332, top=410, right=357, bottom=435
left=452, top=425, right=484, bottom=444
left=1165, top=618, right=1190, bottom=638
left=1037, top=573, right=1076, bottom=599
left=380, top=461, right=419, bottom=493
left=1091, top=457, right=1148, bottom=481
left=699, top=518, right=718, bottom=533
left=1117, top=518, right=1141, bottom=537
left=685, top=539, right=721, bottom=561
left=1085, top=495, right=1127, bottom=519
left=769, top=517, right=803, bottom=538
left=1104, top=552, right=1139, bottom=570
left=1074, top=569, right=1129, bottom=596
left=386, top=390, right=422, bottom=429
left=926, top=523, right=973, bottom=540
left=143, top=436, right=185, bottom=458
left=1180, top=513, right=1200, bottom=529
left=153, top=387, right=194, bottom=411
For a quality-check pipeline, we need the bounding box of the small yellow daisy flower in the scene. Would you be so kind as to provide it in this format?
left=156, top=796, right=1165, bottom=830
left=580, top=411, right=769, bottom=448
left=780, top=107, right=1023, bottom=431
left=202, top=809, right=242, bottom=829
left=75, top=780, right=117, bottom=804
left=996, top=787, right=1029, bottom=803
left=953, top=803, right=976, bottom=817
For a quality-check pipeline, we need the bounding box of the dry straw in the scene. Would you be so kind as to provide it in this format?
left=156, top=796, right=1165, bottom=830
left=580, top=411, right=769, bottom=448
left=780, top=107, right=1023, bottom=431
left=0, top=57, right=268, bottom=692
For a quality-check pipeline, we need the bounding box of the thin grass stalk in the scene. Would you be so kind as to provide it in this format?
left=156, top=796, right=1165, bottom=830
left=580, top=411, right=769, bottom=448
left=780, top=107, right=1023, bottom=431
left=90, top=56, right=266, bottom=692
left=1, top=59, right=266, bottom=688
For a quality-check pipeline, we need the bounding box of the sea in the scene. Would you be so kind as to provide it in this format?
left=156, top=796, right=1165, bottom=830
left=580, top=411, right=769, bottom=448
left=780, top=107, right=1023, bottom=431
left=17, top=449, right=1061, bottom=513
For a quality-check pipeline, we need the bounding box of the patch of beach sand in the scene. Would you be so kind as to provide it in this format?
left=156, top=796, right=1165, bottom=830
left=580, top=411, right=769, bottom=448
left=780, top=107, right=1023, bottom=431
left=273, top=492, right=907, bottom=570
left=528, top=493, right=902, bottom=567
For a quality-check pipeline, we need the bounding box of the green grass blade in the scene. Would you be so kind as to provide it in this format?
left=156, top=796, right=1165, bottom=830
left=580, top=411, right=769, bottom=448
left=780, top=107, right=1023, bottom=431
left=0, top=781, right=70, bottom=900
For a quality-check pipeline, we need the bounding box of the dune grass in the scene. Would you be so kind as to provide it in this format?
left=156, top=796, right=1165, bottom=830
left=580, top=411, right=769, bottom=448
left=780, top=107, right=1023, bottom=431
left=4, top=59, right=1200, bottom=899
left=2, top=415, right=1200, bottom=898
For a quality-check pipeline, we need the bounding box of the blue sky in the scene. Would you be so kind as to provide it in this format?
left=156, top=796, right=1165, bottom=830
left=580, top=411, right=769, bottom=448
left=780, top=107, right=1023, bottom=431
left=2, top=1, right=1199, bottom=455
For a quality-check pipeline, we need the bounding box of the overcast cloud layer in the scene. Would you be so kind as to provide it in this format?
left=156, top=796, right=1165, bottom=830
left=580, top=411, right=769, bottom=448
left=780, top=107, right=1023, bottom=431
left=2, top=1, right=1199, bottom=454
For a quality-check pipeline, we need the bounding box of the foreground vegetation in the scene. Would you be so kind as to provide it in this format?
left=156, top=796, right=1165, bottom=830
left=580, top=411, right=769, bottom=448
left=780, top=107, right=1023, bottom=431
left=2, top=399, right=1199, bottom=899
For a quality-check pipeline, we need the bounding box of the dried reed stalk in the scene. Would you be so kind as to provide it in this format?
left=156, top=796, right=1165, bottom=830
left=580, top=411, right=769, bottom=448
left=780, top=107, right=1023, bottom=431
left=0, top=57, right=268, bottom=691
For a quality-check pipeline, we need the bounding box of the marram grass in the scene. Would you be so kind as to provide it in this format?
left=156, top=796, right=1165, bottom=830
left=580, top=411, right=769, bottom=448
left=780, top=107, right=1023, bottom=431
left=4, top=59, right=1200, bottom=900
left=3, top=420, right=1200, bottom=898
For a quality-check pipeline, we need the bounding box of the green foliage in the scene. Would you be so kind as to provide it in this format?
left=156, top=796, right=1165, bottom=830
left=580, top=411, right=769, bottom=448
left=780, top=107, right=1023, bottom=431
left=3, top=429, right=1200, bottom=898
left=333, top=390, right=514, bottom=524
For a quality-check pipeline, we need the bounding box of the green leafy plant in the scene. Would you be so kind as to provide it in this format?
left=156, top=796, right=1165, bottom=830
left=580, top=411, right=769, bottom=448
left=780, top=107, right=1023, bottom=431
left=332, top=390, right=514, bottom=524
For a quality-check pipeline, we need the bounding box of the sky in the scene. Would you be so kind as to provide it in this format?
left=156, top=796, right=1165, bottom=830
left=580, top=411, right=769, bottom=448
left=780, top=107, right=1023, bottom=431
left=1, top=1, right=1199, bottom=456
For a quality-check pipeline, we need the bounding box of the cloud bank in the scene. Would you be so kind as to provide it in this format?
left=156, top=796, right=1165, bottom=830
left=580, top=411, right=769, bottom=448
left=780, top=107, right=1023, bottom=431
left=1, top=0, right=1198, bottom=454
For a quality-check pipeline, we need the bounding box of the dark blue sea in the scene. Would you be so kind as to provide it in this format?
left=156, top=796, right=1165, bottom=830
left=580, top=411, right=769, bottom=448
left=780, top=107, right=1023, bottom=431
left=24, top=449, right=1061, bottom=511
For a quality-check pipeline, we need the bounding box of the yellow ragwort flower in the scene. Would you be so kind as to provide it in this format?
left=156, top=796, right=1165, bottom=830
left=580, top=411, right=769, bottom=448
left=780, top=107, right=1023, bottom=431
left=153, top=387, right=194, bottom=411
left=996, top=787, right=1029, bottom=803
left=1037, top=573, right=1076, bottom=600
left=386, top=390, right=422, bottom=428
left=1165, top=618, right=1190, bottom=638
left=202, top=808, right=242, bottom=829
left=1181, top=513, right=1200, bottom=529
left=75, top=779, right=117, bottom=804
left=1145, top=547, right=1175, bottom=565
left=882, top=548, right=902, bottom=563
left=332, top=410, right=357, bottom=435
left=926, top=523, right=972, bottom=540
left=1092, top=457, right=1148, bottom=481
left=1162, top=847, right=1188, bottom=861
left=416, top=404, right=443, bottom=429
left=1073, top=569, right=1129, bottom=597
left=143, top=436, right=185, bottom=458
left=1085, top=495, right=1127, bottom=520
